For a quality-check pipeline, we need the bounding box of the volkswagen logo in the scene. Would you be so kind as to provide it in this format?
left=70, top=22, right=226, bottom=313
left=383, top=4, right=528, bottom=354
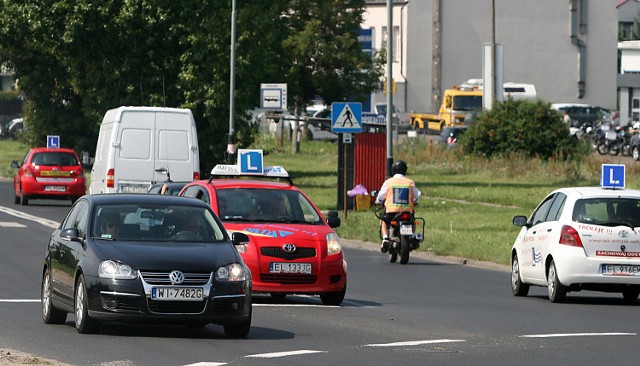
left=619, top=230, right=629, bottom=238
left=169, top=270, right=185, bottom=285
left=282, top=243, right=297, bottom=253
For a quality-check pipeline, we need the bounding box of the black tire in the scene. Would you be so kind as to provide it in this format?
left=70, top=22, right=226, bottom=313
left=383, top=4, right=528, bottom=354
left=547, top=260, right=567, bottom=303
left=320, top=284, right=346, bottom=306
left=633, top=146, right=640, bottom=161
left=223, top=316, right=251, bottom=338
left=14, top=193, right=19, bottom=204
left=622, top=288, right=639, bottom=304
left=42, top=270, right=67, bottom=324
left=511, top=254, right=530, bottom=297
left=400, top=235, right=411, bottom=265
left=20, top=189, right=28, bottom=206
left=597, top=143, right=609, bottom=155
left=74, top=275, right=100, bottom=334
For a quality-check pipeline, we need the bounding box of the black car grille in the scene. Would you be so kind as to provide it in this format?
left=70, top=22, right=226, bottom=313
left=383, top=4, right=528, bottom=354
left=140, top=271, right=212, bottom=285
left=147, top=300, right=207, bottom=314
left=260, top=274, right=317, bottom=284
left=260, top=247, right=316, bottom=260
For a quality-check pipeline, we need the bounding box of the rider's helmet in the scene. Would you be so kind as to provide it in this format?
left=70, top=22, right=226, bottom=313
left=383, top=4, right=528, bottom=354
left=392, top=160, right=408, bottom=175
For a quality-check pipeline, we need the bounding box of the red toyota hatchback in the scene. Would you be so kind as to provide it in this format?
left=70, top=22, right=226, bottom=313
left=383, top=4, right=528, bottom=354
left=11, top=147, right=86, bottom=205
left=180, top=165, right=347, bottom=305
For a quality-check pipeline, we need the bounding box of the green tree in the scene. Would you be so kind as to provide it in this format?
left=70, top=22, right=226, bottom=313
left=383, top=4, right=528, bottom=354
left=462, top=100, right=586, bottom=160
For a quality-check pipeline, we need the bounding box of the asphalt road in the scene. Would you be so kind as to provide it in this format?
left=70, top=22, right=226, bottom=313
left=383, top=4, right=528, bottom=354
left=1, top=181, right=640, bottom=365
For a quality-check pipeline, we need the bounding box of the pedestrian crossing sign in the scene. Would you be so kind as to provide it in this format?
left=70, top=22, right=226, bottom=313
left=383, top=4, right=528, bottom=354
left=331, top=102, right=362, bottom=133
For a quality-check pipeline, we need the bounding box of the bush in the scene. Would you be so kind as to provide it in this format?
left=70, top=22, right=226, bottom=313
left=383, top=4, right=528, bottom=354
left=462, top=100, right=586, bottom=160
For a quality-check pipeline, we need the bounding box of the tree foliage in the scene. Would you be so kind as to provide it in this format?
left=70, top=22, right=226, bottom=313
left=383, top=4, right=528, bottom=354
left=0, top=0, right=382, bottom=172
left=462, top=100, right=585, bottom=160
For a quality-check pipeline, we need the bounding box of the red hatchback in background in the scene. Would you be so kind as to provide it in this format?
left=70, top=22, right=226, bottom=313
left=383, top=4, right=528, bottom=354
left=180, top=165, right=347, bottom=305
left=11, top=147, right=86, bottom=205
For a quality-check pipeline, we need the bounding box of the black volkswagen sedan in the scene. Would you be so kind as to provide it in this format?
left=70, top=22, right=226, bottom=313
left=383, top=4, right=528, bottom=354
left=41, top=194, right=252, bottom=337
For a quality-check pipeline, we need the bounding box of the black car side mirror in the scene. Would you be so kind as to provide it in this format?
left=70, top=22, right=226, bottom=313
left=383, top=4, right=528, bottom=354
left=61, top=228, right=82, bottom=242
left=513, top=215, right=528, bottom=227
left=10, top=160, right=19, bottom=169
left=231, top=232, right=250, bottom=246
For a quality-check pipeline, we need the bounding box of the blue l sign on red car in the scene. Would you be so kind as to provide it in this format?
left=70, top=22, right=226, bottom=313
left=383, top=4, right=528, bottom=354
left=238, top=149, right=264, bottom=175
left=600, top=164, right=625, bottom=189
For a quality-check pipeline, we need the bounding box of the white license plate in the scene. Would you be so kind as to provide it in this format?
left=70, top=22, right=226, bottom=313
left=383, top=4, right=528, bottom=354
left=269, top=262, right=312, bottom=274
left=120, top=185, right=148, bottom=193
left=151, top=287, right=203, bottom=301
left=602, top=264, right=640, bottom=276
left=45, top=186, right=66, bottom=192
left=400, top=224, right=413, bottom=235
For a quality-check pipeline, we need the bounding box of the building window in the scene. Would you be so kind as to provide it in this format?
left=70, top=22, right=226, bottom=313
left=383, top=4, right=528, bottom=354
left=381, top=26, right=400, bottom=62
left=619, top=21, right=634, bottom=41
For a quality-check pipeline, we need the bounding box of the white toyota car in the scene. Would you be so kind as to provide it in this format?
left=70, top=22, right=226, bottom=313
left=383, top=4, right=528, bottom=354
left=511, top=186, right=640, bottom=303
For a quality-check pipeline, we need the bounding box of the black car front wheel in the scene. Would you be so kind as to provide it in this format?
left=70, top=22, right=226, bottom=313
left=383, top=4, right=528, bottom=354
left=74, top=275, right=100, bottom=334
left=223, top=315, right=251, bottom=338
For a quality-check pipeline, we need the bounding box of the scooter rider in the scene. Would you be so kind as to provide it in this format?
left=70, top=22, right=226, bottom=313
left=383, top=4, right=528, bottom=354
left=374, top=160, right=421, bottom=253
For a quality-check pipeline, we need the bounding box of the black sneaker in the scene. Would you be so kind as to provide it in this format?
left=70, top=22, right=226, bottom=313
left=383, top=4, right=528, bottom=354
left=380, top=239, right=389, bottom=253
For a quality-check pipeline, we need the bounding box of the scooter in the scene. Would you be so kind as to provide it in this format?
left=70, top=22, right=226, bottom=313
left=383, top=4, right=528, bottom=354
left=374, top=206, right=425, bottom=264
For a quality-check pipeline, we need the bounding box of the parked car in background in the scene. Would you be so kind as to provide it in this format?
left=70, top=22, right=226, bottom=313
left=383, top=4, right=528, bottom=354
left=180, top=164, right=347, bottom=305
left=5, top=117, right=25, bottom=139
left=551, top=103, right=610, bottom=127
left=438, top=126, right=467, bottom=148
left=41, top=194, right=252, bottom=337
left=11, top=147, right=86, bottom=205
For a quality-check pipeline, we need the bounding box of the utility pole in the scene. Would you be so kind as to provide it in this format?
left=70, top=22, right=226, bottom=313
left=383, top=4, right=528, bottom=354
left=431, top=0, right=442, bottom=113
left=386, top=0, right=393, bottom=177
left=490, top=0, right=496, bottom=107
left=227, top=0, right=238, bottom=164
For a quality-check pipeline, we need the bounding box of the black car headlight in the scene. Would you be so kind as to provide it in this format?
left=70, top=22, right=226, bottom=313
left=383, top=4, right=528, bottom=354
left=99, top=260, right=137, bottom=280
left=215, top=263, right=246, bottom=282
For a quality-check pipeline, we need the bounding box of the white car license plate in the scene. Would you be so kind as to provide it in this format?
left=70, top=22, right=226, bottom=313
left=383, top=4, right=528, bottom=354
left=270, top=262, right=312, bottom=274
left=400, top=224, right=413, bottom=235
left=120, top=185, right=148, bottom=193
left=44, top=185, right=66, bottom=192
left=602, top=264, right=640, bottom=276
left=151, top=287, right=203, bottom=301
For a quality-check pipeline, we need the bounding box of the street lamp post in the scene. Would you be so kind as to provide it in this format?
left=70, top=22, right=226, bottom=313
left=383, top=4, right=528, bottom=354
left=386, top=0, right=393, bottom=177
left=227, top=0, right=238, bottom=164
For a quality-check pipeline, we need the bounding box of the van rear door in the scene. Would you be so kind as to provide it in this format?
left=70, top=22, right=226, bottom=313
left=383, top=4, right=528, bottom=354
left=154, top=111, right=197, bottom=183
left=115, top=110, right=155, bottom=193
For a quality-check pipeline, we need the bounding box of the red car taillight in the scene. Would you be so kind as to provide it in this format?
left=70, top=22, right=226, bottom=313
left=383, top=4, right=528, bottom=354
left=106, top=168, right=114, bottom=188
left=193, top=171, right=200, bottom=180
left=559, top=225, right=583, bottom=247
left=23, top=167, right=34, bottom=177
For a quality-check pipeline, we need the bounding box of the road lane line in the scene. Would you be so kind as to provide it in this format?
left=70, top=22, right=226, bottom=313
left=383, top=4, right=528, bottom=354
left=246, top=350, right=327, bottom=358
left=0, top=299, right=40, bottom=303
left=0, top=222, right=27, bottom=227
left=521, top=332, right=636, bottom=338
left=182, top=363, right=227, bottom=366
left=365, top=339, right=465, bottom=347
left=0, top=206, right=60, bottom=229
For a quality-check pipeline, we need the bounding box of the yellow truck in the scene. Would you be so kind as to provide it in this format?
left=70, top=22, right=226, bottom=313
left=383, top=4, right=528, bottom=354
left=410, top=86, right=482, bottom=133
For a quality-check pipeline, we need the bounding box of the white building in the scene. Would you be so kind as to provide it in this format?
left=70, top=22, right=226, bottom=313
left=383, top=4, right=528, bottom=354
left=364, top=0, right=617, bottom=114
left=619, top=41, right=640, bottom=124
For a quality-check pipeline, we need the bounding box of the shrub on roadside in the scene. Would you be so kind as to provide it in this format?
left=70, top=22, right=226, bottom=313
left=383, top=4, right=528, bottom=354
left=462, top=100, right=587, bottom=160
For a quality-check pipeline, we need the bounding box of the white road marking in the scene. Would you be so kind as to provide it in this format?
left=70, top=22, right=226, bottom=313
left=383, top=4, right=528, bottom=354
left=0, top=222, right=26, bottom=227
left=0, top=206, right=60, bottom=229
left=0, top=299, right=40, bottom=303
left=254, top=303, right=338, bottom=308
left=521, top=332, right=636, bottom=338
left=182, top=363, right=227, bottom=366
left=365, top=339, right=466, bottom=347
left=246, top=350, right=327, bottom=358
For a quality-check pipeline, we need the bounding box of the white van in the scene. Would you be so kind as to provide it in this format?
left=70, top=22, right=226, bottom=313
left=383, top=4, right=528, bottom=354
left=89, top=106, right=200, bottom=194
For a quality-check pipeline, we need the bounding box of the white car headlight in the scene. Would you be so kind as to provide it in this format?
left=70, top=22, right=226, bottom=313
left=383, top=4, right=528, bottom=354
left=99, top=260, right=137, bottom=279
left=216, top=263, right=246, bottom=281
left=326, top=233, right=343, bottom=255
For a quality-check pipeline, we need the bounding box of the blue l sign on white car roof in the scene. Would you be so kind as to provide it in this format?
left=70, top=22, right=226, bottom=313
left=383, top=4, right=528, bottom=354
left=601, top=164, right=625, bottom=189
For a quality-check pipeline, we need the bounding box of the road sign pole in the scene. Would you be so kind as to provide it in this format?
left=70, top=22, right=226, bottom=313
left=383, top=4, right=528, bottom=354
left=343, top=141, right=348, bottom=219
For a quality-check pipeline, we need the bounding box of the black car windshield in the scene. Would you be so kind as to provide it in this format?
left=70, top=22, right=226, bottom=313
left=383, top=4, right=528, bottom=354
left=216, top=188, right=322, bottom=224
left=573, top=198, right=640, bottom=227
left=92, top=204, right=226, bottom=242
